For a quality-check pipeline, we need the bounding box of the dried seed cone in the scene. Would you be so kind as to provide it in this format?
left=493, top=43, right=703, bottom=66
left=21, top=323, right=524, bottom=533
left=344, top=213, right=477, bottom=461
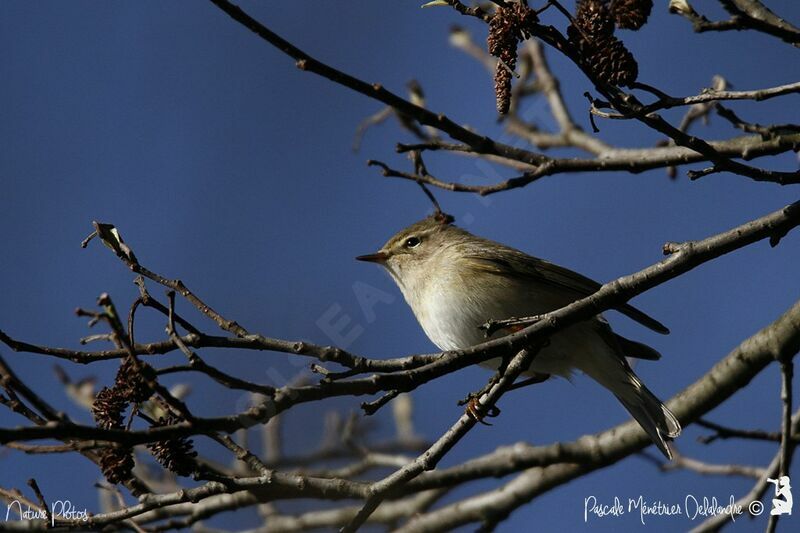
left=610, top=0, right=653, bottom=30
left=487, top=3, right=539, bottom=115
left=115, top=356, right=156, bottom=404
left=487, top=10, right=516, bottom=57
left=511, top=3, right=539, bottom=39
left=147, top=416, right=198, bottom=477
left=566, top=23, right=591, bottom=56
left=493, top=50, right=515, bottom=115
left=99, top=446, right=134, bottom=484
left=567, top=3, right=638, bottom=88
left=92, top=386, right=127, bottom=430
left=587, top=33, right=639, bottom=86
left=574, top=0, right=615, bottom=37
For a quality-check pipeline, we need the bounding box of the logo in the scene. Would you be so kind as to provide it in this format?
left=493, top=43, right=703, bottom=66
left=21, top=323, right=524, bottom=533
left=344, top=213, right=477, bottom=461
left=583, top=480, right=795, bottom=525
left=5, top=500, right=89, bottom=526
left=768, top=476, right=793, bottom=516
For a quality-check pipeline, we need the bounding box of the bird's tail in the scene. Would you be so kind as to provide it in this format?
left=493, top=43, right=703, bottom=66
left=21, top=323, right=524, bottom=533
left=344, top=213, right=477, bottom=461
left=611, top=372, right=681, bottom=460
left=583, top=353, right=681, bottom=459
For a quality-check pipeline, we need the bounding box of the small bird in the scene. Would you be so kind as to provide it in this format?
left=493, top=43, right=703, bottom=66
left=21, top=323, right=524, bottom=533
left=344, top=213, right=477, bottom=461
left=357, top=214, right=680, bottom=459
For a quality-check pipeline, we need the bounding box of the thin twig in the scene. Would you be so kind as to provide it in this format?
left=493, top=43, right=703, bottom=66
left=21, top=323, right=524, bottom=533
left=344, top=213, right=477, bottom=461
left=767, top=357, right=795, bottom=533
left=342, top=347, right=541, bottom=532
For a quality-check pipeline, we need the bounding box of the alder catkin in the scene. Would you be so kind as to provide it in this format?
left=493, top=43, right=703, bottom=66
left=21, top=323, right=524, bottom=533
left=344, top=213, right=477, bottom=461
left=568, top=0, right=639, bottom=86
left=610, top=0, right=653, bottom=30
left=487, top=3, right=539, bottom=114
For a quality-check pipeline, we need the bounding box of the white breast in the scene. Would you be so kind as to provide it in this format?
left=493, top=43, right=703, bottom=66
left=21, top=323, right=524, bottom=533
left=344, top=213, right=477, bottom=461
left=408, top=267, right=519, bottom=351
left=400, top=262, right=602, bottom=380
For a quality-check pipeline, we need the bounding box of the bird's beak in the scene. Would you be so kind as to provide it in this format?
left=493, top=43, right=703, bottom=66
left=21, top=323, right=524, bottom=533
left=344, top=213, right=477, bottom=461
left=355, top=251, right=387, bottom=264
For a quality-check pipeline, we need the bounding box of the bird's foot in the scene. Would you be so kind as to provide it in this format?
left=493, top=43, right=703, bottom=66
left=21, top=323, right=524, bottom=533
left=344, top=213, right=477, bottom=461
left=461, top=393, right=501, bottom=425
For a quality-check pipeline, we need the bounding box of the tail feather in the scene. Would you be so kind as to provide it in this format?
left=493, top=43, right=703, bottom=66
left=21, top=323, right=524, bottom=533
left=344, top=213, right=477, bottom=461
left=614, top=333, right=662, bottom=360
left=614, top=376, right=681, bottom=459
left=587, top=324, right=680, bottom=459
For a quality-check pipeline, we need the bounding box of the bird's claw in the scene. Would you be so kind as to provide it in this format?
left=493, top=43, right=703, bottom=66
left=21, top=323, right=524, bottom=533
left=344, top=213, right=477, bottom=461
left=466, top=396, right=501, bottom=425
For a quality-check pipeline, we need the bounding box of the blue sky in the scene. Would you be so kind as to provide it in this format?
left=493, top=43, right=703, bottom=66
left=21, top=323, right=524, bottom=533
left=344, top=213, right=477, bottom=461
left=1, top=1, right=799, bottom=531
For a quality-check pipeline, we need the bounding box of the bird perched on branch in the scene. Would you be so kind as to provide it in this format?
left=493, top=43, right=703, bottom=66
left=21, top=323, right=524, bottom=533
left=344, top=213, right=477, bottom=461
left=357, top=214, right=680, bottom=459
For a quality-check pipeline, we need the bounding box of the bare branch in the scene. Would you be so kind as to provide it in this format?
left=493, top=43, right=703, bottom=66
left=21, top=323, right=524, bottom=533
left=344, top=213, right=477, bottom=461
left=696, top=418, right=789, bottom=444
left=207, top=0, right=552, bottom=169
left=767, top=356, right=795, bottom=533
left=660, top=448, right=765, bottom=479
left=388, top=132, right=800, bottom=194
left=670, top=0, right=800, bottom=46
left=342, top=347, right=542, bottom=532
left=691, top=409, right=800, bottom=532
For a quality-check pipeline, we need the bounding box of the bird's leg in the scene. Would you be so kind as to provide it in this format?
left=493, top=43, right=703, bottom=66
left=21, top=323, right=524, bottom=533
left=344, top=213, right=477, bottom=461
left=460, top=367, right=550, bottom=425
left=459, top=352, right=520, bottom=424
left=459, top=383, right=502, bottom=424
left=463, top=395, right=501, bottom=425
left=459, top=355, right=511, bottom=425
left=459, top=353, right=511, bottom=404
left=507, top=372, right=550, bottom=391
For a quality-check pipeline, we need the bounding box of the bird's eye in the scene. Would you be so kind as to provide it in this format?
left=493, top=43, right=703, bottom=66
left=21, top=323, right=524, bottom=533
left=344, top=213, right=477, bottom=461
left=405, top=236, right=421, bottom=248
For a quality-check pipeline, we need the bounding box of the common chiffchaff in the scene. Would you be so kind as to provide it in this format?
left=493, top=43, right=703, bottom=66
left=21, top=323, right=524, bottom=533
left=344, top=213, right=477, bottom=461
left=357, top=215, right=680, bottom=459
